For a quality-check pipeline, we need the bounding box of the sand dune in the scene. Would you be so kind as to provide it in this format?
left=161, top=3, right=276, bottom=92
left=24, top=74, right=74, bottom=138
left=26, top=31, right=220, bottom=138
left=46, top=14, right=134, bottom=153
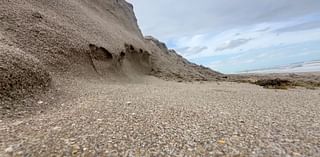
left=0, top=0, right=319, bottom=156
left=0, top=0, right=221, bottom=106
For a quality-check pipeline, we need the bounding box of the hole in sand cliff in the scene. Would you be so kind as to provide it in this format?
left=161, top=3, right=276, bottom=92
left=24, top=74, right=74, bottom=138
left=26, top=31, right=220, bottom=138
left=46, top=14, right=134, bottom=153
left=120, top=51, right=126, bottom=58
left=87, top=44, right=116, bottom=75
left=121, top=43, right=152, bottom=74
left=89, top=44, right=113, bottom=61
left=89, top=44, right=96, bottom=50
left=124, top=43, right=135, bottom=51
left=129, top=45, right=134, bottom=51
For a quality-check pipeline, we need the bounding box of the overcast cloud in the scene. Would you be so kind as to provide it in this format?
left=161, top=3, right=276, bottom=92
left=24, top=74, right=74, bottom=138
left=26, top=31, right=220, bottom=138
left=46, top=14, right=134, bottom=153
left=128, top=0, right=320, bottom=73
left=216, top=38, right=253, bottom=51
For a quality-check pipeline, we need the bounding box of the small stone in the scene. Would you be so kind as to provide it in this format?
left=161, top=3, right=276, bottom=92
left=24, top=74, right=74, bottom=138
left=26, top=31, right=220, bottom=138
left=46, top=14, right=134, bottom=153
left=73, top=145, right=80, bottom=149
left=292, top=152, right=301, bottom=156
left=52, top=126, right=61, bottom=131
left=17, top=151, right=24, bottom=155
left=5, top=146, right=14, bottom=154
left=232, top=132, right=240, bottom=136
left=218, top=139, right=226, bottom=144
left=12, top=121, right=23, bottom=126
left=126, top=101, right=132, bottom=105
left=37, top=101, right=44, bottom=104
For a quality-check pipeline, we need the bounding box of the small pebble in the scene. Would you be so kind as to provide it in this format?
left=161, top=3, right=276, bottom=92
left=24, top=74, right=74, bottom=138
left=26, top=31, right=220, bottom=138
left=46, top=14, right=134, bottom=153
left=17, top=151, right=24, bottom=155
left=52, top=126, right=61, bottom=131
left=126, top=101, right=132, bottom=105
left=5, top=146, right=14, bottom=154
left=37, top=101, right=44, bottom=104
left=292, top=152, right=301, bottom=156
left=12, top=121, right=23, bottom=126
left=218, top=140, right=226, bottom=144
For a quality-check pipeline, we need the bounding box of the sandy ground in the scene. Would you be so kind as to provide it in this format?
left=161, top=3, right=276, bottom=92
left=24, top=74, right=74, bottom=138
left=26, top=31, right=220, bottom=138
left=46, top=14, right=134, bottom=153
left=2, top=1, right=319, bottom=156
left=1, top=77, right=320, bottom=156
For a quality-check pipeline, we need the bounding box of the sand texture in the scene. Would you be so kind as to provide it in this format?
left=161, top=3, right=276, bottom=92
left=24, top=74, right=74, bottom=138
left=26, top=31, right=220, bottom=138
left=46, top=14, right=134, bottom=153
left=1, top=0, right=319, bottom=156
left=1, top=77, right=320, bottom=156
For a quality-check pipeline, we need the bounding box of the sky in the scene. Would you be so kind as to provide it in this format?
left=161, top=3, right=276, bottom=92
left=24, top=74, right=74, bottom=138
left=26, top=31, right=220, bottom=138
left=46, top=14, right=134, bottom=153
left=127, top=0, right=320, bottom=73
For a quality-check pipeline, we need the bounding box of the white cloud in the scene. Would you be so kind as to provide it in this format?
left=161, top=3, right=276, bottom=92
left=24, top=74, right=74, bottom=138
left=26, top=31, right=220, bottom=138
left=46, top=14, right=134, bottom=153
left=216, top=38, right=253, bottom=51
left=128, top=0, right=320, bottom=73
left=128, top=0, right=320, bottom=40
left=275, top=20, right=320, bottom=33
left=173, top=24, right=320, bottom=60
left=176, top=46, right=208, bottom=56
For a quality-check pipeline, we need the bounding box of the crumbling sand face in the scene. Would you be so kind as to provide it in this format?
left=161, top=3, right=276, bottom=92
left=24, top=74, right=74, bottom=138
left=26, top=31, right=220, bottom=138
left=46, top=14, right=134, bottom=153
left=89, top=44, right=113, bottom=61
left=88, top=44, right=115, bottom=75
left=0, top=0, right=220, bottom=80
left=122, top=43, right=152, bottom=75
left=86, top=43, right=152, bottom=77
left=0, top=43, right=51, bottom=104
left=0, top=0, right=221, bottom=109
